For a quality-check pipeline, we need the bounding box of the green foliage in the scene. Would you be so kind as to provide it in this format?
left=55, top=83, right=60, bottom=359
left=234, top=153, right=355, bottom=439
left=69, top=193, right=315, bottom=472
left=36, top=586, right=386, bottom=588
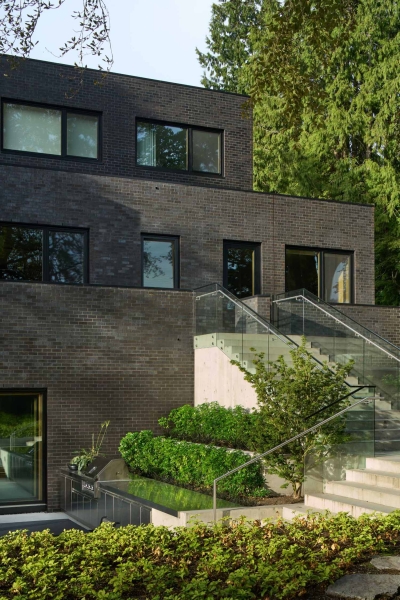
left=233, top=338, right=353, bottom=498
left=2, top=512, right=400, bottom=598
left=71, top=420, right=110, bottom=471
left=158, top=402, right=261, bottom=450
left=199, top=0, right=400, bottom=304
left=0, top=412, right=34, bottom=439
left=119, top=431, right=267, bottom=500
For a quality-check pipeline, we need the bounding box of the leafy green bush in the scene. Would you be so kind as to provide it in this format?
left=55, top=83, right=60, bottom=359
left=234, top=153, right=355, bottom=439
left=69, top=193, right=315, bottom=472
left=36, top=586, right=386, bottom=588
left=158, top=402, right=262, bottom=450
left=119, top=430, right=267, bottom=499
left=0, top=412, right=35, bottom=439
left=2, top=512, right=400, bottom=599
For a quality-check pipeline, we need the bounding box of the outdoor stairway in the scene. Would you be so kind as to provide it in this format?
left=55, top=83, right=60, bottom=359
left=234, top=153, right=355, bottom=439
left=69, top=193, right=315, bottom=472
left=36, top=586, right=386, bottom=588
left=283, top=455, right=400, bottom=520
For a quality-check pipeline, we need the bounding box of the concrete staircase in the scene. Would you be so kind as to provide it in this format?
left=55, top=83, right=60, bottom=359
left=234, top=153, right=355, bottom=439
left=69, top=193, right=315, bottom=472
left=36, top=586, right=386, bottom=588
left=283, top=455, right=400, bottom=520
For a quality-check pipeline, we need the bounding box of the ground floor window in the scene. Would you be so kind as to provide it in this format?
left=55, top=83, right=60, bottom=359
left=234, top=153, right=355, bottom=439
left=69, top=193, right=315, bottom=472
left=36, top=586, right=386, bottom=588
left=223, top=241, right=261, bottom=299
left=142, top=235, right=180, bottom=289
left=0, top=223, right=88, bottom=284
left=0, top=391, right=45, bottom=505
left=285, top=247, right=353, bottom=303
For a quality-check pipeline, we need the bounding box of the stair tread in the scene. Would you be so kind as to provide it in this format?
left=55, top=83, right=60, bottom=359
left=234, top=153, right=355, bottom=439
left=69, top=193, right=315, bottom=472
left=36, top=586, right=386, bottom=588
left=306, top=492, right=394, bottom=513
left=347, top=469, right=400, bottom=477
left=328, top=480, right=400, bottom=495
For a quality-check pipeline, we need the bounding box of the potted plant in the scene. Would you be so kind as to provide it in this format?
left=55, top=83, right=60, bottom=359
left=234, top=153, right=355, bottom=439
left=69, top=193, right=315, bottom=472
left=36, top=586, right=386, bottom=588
left=69, top=421, right=110, bottom=472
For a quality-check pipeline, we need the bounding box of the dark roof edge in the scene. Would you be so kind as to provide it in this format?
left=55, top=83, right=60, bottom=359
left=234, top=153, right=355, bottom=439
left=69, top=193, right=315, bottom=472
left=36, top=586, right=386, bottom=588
left=0, top=54, right=250, bottom=99
left=0, top=161, right=374, bottom=209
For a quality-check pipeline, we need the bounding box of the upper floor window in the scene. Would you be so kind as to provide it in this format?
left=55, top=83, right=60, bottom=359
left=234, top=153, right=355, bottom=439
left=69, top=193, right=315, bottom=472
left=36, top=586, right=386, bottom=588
left=136, top=120, right=222, bottom=175
left=0, top=223, right=88, bottom=284
left=2, top=101, right=100, bottom=160
left=285, top=247, right=353, bottom=303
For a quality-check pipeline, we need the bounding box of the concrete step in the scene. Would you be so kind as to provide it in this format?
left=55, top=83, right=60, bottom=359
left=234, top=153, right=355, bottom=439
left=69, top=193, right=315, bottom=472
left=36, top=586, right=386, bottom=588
left=324, top=480, right=400, bottom=509
left=375, top=440, right=400, bottom=452
left=304, top=492, right=394, bottom=517
left=366, top=456, right=400, bottom=473
left=346, top=468, right=400, bottom=490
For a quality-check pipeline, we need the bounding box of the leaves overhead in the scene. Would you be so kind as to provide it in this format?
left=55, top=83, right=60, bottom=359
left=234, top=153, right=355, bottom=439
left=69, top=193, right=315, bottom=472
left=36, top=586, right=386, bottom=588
left=0, top=0, right=113, bottom=72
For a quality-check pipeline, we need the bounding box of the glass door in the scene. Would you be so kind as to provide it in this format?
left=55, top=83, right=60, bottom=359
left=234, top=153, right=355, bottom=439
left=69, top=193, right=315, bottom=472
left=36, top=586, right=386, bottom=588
left=0, top=392, right=45, bottom=505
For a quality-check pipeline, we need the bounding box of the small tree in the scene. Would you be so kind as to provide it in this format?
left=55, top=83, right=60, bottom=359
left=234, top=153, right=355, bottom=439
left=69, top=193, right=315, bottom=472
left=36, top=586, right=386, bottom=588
left=233, top=339, right=354, bottom=499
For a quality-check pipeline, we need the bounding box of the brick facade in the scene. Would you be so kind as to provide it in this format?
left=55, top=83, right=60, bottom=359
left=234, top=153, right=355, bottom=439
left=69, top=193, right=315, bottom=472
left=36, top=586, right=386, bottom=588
left=0, top=56, right=252, bottom=191
left=340, top=305, right=400, bottom=348
left=0, top=283, right=194, bottom=510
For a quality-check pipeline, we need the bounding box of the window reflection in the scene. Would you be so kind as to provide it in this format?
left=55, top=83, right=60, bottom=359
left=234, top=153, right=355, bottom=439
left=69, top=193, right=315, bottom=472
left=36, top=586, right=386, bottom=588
left=192, top=130, right=221, bottom=173
left=324, top=253, right=351, bottom=303
left=285, top=249, right=320, bottom=296
left=0, top=226, right=42, bottom=281
left=142, top=238, right=178, bottom=288
left=49, top=231, right=85, bottom=284
left=3, top=103, right=62, bottom=155
left=137, top=122, right=188, bottom=170
left=67, top=113, right=98, bottom=159
left=224, top=242, right=260, bottom=298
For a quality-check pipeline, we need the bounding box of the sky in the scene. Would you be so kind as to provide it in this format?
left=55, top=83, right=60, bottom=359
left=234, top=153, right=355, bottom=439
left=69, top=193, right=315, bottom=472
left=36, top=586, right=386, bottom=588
left=28, top=0, right=215, bottom=87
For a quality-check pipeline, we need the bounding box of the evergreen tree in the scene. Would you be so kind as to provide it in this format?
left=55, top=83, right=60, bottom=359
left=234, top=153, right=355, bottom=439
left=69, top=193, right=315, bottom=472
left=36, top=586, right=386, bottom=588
left=200, top=0, right=400, bottom=304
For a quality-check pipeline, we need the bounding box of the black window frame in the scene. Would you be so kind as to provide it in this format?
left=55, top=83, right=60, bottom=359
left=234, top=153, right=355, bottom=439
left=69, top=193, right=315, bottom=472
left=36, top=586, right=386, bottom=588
left=135, top=118, right=223, bottom=177
left=223, top=240, right=261, bottom=298
left=1, top=98, right=102, bottom=162
left=141, top=234, right=180, bottom=289
left=285, top=245, right=354, bottom=303
left=0, top=222, right=89, bottom=285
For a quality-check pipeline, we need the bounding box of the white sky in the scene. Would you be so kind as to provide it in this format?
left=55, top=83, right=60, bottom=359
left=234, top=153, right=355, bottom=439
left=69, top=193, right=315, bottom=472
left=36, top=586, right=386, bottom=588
left=28, top=0, right=215, bottom=87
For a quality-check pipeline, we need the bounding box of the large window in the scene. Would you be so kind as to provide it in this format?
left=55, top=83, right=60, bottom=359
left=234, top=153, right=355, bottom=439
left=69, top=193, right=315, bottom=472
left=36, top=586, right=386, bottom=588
left=285, top=247, right=353, bottom=303
left=223, top=241, right=261, bottom=299
left=142, top=235, right=179, bottom=289
left=136, top=120, right=222, bottom=174
left=2, top=101, right=100, bottom=159
left=0, top=224, right=88, bottom=284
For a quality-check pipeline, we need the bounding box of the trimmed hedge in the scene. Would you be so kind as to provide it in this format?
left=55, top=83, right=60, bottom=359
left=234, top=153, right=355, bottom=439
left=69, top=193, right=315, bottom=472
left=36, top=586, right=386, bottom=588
left=2, top=512, right=400, bottom=599
left=158, top=402, right=261, bottom=450
left=119, top=430, right=267, bottom=499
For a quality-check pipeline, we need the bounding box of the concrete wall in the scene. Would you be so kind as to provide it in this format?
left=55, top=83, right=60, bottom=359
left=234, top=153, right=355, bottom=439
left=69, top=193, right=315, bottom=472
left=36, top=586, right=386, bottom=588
left=0, top=165, right=375, bottom=301
left=0, top=55, right=252, bottom=191
left=0, top=283, right=194, bottom=510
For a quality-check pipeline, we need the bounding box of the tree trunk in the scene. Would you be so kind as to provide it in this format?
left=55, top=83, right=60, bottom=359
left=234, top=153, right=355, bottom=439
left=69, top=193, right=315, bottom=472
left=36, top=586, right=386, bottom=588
left=292, top=481, right=302, bottom=499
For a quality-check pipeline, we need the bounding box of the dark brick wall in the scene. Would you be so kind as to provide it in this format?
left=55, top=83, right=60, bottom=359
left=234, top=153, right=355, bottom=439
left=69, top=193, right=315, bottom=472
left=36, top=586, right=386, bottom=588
left=0, top=56, right=252, bottom=191
left=242, top=296, right=271, bottom=322
left=0, top=165, right=376, bottom=304
left=0, top=283, right=194, bottom=509
left=340, top=305, right=400, bottom=348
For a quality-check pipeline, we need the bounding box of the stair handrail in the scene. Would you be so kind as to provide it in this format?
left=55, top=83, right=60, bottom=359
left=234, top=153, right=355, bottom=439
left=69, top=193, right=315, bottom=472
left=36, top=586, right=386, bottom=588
left=212, top=395, right=378, bottom=521
left=274, top=291, right=400, bottom=363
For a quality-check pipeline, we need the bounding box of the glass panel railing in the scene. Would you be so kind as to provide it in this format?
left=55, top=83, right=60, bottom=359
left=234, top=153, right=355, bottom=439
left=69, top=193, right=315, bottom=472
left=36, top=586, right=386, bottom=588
left=304, top=397, right=375, bottom=495
left=273, top=289, right=400, bottom=406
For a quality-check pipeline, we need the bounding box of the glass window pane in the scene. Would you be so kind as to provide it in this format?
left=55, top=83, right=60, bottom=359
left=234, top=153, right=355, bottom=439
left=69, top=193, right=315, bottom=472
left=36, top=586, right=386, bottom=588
left=0, top=393, right=44, bottom=503
left=286, top=249, right=320, bottom=295
left=192, top=130, right=221, bottom=173
left=3, top=103, right=61, bottom=155
left=0, top=226, right=42, bottom=281
left=67, top=113, right=99, bottom=158
left=324, top=253, right=351, bottom=303
left=226, top=246, right=255, bottom=298
left=143, top=239, right=176, bottom=288
left=48, top=231, right=85, bottom=284
left=137, top=122, right=188, bottom=170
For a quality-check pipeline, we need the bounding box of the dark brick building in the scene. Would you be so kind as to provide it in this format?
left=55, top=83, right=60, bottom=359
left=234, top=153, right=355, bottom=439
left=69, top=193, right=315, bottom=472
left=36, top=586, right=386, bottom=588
left=0, top=56, right=379, bottom=511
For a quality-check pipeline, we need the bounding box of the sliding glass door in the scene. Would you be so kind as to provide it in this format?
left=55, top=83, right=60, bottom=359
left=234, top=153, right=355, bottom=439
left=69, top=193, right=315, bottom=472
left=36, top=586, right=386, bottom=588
left=0, top=392, right=45, bottom=506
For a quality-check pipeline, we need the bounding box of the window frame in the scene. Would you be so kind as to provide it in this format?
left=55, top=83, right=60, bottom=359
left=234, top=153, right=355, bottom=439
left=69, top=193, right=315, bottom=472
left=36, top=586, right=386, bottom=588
left=0, top=221, right=89, bottom=285
left=223, top=240, right=261, bottom=298
left=135, top=117, right=223, bottom=177
left=141, top=234, right=180, bottom=289
left=1, top=98, right=102, bottom=162
left=285, top=245, right=354, bottom=303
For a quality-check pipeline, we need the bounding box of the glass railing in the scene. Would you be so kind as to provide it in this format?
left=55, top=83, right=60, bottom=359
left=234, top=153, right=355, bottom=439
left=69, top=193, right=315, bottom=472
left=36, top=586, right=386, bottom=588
left=273, top=289, right=400, bottom=415
left=304, top=397, right=375, bottom=495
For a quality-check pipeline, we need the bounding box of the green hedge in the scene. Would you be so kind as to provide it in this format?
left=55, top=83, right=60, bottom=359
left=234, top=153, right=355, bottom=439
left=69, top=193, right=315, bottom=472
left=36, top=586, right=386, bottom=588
left=119, top=430, right=267, bottom=499
left=158, top=402, right=261, bottom=450
left=2, top=512, right=400, bottom=599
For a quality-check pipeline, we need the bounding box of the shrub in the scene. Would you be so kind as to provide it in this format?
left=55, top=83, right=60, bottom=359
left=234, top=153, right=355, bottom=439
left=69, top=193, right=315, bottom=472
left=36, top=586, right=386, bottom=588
left=2, top=512, right=400, bottom=599
left=158, top=402, right=261, bottom=450
left=119, top=430, right=267, bottom=499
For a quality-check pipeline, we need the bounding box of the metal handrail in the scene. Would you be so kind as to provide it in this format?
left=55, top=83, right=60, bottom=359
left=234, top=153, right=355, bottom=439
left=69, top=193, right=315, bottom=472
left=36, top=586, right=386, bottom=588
left=212, top=395, right=378, bottom=521
left=274, top=292, right=400, bottom=362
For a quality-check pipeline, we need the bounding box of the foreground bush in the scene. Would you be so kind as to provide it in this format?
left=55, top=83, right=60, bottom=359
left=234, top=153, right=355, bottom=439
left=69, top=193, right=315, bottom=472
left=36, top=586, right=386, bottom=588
left=2, top=512, right=400, bottom=599
left=158, top=402, right=260, bottom=450
left=119, top=430, right=267, bottom=499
